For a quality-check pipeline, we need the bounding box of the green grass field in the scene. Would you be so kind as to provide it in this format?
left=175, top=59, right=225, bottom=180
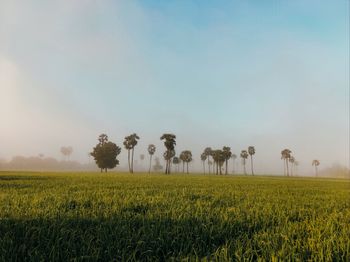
left=0, top=172, right=349, bottom=261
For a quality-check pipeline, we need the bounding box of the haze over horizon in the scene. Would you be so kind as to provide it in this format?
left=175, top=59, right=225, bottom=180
left=0, top=0, right=349, bottom=175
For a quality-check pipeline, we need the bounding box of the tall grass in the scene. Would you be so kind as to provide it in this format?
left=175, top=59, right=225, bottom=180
left=0, top=172, right=349, bottom=261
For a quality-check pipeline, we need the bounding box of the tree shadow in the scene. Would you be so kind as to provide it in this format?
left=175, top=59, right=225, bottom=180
left=0, top=215, right=264, bottom=261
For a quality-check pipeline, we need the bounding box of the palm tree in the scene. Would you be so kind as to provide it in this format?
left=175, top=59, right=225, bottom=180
left=231, top=154, right=237, bottom=174
left=147, top=144, right=156, bottom=174
left=204, top=147, right=212, bottom=174
left=222, top=146, right=232, bottom=175
left=248, top=146, right=255, bottom=175
left=212, top=150, right=225, bottom=175
left=180, top=150, right=192, bottom=174
left=160, top=134, right=176, bottom=174
left=281, top=149, right=292, bottom=176
left=240, top=150, right=249, bottom=175
left=312, top=160, right=320, bottom=177
left=163, top=149, right=175, bottom=174
left=200, top=152, right=207, bottom=174
left=123, top=133, right=140, bottom=173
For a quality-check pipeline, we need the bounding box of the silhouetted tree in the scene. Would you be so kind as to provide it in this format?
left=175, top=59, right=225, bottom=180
left=91, top=134, right=121, bottom=172
left=204, top=147, right=212, bottom=174
left=240, top=150, right=249, bottom=175
left=123, top=133, right=140, bottom=173
left=294, top=160, right=299, bottom=176
left=60, top=146, right=73, bottom=161
left=281, top=149, right=292, bottom=176
left=212, top=150, right=225, bottom=175
left=163, top=149, right=175, bottom=173
left=248, top=146, right=255, bottom=175
left=160, top=134, right=176, bottom=174
left=231, top=154, right=237, bottom=174
left=147, top=144, right=156, bottom=174
left=200, top=152, right=207, bottom=174
left=222, top=146, right=232, bottom=175
left=312, top=159, right=320, bottom=177
left=289, top=156, right=295, bottom=176
left=153, top=157, right=163, bottom=172
left=180, top=150, right=192, bottom=174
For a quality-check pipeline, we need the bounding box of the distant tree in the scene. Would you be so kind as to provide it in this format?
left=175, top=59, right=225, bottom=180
left=163, top=149, right=176, bottom=174
left=172, top=156, right=180, bottom=173
left=160, top=134, right=176, bottom=174
left=204, top=147, right=212, bottom=174
left=294, top=160, right=299, bottom=176
left=180, top=150, right=192, bottom=174
left=212, top=150, right=225, bottom=175
left=147, top=144, right=156, bottom=174
left=140, top=154, right=145, bottom=161
left=123, top=133, right=140, bottom=173
left=153, top=157, right=163, bottom=172
left=179, top=151, right=186, bottom=173
left=90, top=134, right=121, bottom=172
left=248, top=146, right=255, bottom=175
left=240, top=150, right=249, bottom=175
left=231, top=154, right=237, bottom=174
left=289, top=156, right=295, bottom=176
left=281, top=149, right=292, bottom=176
left=60, top=146, right=73, bottom=161
left=208, top=160, right=213, bottom=172
left=222, top=146, right=232, bottom=175
left=200, top=152, right=207, bottom=174
left=312, top=159, right=320, bottom=177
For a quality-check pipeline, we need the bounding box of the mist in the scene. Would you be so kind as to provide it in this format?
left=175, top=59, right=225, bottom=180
left=0, top=0, right=349, bottom=176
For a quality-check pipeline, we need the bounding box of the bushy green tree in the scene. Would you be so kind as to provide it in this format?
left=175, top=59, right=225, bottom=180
left=91, top=134, right=121, bottom=173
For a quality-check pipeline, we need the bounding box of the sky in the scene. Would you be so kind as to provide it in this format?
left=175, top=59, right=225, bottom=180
left=0, top=0, right=349, bottom=174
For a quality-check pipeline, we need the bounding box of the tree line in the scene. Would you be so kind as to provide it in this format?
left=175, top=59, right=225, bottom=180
left=90, top=133, right=320, bottom=176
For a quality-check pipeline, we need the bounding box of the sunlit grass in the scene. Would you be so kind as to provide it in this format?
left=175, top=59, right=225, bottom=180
left=0, top=172, right=349, bottom=261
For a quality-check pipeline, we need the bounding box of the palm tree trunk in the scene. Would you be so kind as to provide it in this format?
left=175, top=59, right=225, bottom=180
left=250, top=155, right=254, bottom=175
left=315, top=166, right=318, bottom=177
left=187, top=162, right=189, bottom=174
left=208, top=156, right=210, bottom=175
left=131, top=148, right=134, bottom=173
left=203, top=161, right=205, bottom=174
left=127, top=150, right=131, bottom=173
left=286, top=159, right=289, bottom=177
left=283, top=159, right=286, bottom=176
left=225, top=160, right=228, bottom=175
left=149, top=155, right=152, bottom=174
left=182, top=162, right=185, bottom=173
left=243, top=160, right=246, bottom=175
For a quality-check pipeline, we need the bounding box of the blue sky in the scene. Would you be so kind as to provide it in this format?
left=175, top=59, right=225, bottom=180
left=0, top=0, right=349, bottom=174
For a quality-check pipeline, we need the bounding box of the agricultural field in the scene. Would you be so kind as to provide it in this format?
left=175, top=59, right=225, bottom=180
left=0, top=172, right=349, bottom=261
